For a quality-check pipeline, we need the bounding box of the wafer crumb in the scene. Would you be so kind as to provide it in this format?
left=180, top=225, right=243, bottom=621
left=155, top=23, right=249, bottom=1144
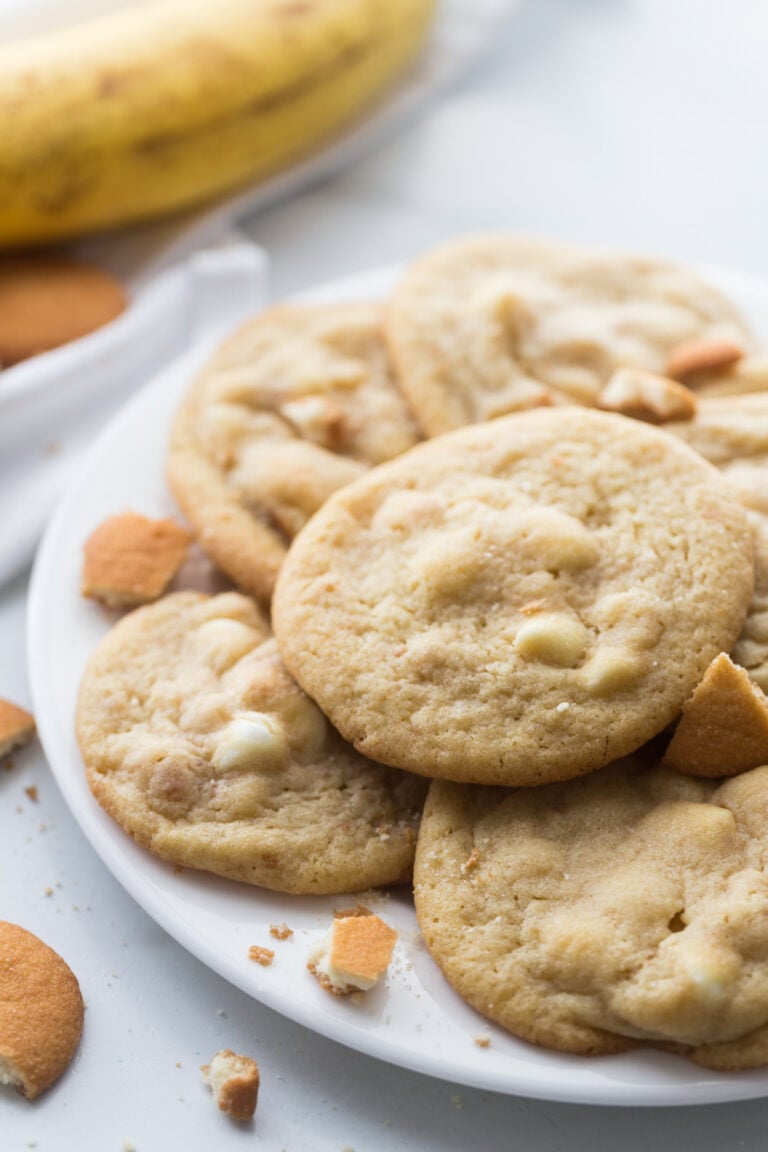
left=308, top=913, right=397, bottom=996
left=81, top=512, right=192, bottom=608
left=248, top=945, right=275, bottom=967
left=333, top=903, right=372, bottom=920
left=201, top=1049, right=259, bottom=1122
left=0, top=699, right=36, bottom=760
left=269, top=923, right=293, bottom=941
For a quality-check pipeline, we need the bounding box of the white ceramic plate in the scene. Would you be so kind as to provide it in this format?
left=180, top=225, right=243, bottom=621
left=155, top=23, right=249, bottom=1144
left=28, top=262, right=768, bottom=1106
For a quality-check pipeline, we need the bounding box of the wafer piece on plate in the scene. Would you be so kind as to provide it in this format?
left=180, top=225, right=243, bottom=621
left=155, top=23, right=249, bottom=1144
left=82, top=512, right=192, bottom=608
left=596, top=368, right=697, bottom=423
left=308, top=911, right=397, bottom=996
left=0, top=699, right=35, bottom=760
left=663, top=653, right=768, bottom=777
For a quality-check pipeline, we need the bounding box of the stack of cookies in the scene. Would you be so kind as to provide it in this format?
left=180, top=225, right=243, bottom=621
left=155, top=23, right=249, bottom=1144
left=77, top=235, right=768, bottom=1070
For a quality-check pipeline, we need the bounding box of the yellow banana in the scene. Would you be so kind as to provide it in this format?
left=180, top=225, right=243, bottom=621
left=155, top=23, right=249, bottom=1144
left=0, top=0, right=436, bottom=247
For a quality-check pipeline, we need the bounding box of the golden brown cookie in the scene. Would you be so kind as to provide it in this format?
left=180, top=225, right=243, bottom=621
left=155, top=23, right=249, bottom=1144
left=0, top=921, right=84, bottom=1098
left=76, top=591, right=425, bottom=893
left=385, top=235, right=752, bottom=435
left=414, top=760, right=768, bottom=1069
left=273, top=408, right=754, bottom=786
left=81, top=512, right=192, bottom=608
left=0, top=254, right=126, bottom=366
left=168, top=303, right=420, bottom=604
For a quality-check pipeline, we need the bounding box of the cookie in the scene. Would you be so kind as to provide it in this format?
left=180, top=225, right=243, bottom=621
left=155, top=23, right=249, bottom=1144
left=0, top=921, right=84, bottom=1098
left=667, top=393, right=768, bottom=471
left=0, top=254, right=126, bottom=366
left=732, top=514, right=768, bottom=692
left=168, top=304, right=420, bottom=604
left=81, top=512, right=192, bottom=608
left=665, top=398, right=768, bottom=691
left=386, top=235, right=751, bottom=435
left=414, top=760, right=768, bottom=1069
left=273, top=408, right=754, bottom=786
left=685, top=353, right=768, bottom=398
left=662, top=653, right=768, bottom=778
left=76, top=591, right=425, bottom=893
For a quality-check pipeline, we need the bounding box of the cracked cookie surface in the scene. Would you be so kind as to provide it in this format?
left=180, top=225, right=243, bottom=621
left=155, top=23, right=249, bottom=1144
left=273, top=408, right=754, bottom=786
left=386, top=235, right=752, bottom=435
left=76, top=591, right=425, bottom=893
left=168, top=304, right=420, bottom=604
left=414, top=759, right=768, bottom=1069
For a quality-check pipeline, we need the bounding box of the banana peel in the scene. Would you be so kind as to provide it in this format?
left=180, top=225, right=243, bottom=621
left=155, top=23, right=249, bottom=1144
left=0, top=0, right=436, bottom=247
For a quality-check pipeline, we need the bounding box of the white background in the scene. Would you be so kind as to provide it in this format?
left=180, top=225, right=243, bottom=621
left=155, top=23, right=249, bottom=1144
left=5, top=0, right=768, bottom=1147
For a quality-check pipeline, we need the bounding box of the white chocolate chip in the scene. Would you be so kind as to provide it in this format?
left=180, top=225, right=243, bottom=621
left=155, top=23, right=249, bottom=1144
left=582, top=648, right=646, bottom=694
left=193, top=618, right=259, bottom=674
left=510, top=508, right=600, bottom=572
left=211, top=712, right=285, bottom=773
left=514, top=614, right=589, bottom=667
left=280, top=395, right=345, bottom=446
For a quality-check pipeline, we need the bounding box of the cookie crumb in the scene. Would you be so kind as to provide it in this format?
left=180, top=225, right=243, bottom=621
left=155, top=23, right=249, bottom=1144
left=24, top=785, right=39, bottom=803
left=269, top=923, right=293, bottom=941
left=474, top=1034, right=491, bottom=1048
left=333, top=903, right=372, bottom=920
left=248, top=945, right=275, bottom=967
left=201, top=1049, right=259, bottom=1122
left=81, top=512, right=192, bottom=608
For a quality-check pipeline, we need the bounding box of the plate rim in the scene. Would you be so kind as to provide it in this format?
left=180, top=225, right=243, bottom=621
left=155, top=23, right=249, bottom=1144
left=27, top=258, right=768, bottom=1107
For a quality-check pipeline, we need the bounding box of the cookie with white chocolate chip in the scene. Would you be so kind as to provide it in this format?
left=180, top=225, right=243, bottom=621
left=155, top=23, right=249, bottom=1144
left=414, top=758, right=768, bottom=1069
left=75, top=591, right=426, bottom=893
left=385, top=234, right=752, bottom=436
left=168, top=304, right=420, bottom=605
left=273, top=408, right=754, bottom=786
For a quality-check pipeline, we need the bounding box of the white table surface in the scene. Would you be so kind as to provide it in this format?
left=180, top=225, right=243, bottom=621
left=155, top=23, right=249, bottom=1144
left=5, top=0, right=768, bottom=1147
